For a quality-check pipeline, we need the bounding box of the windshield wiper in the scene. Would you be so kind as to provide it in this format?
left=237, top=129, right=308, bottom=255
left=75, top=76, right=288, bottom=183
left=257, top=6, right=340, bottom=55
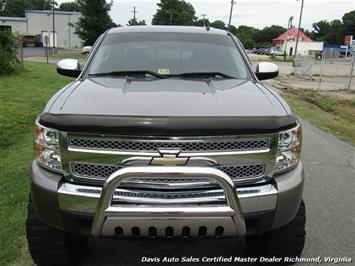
left=88, top=70, right=166, bottom=79
left=168, top=72, right=237, bottom=79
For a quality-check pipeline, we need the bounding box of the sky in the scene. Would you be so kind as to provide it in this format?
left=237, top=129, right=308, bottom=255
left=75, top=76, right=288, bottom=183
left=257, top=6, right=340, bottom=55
left=58, top=0, right=355, bottom=30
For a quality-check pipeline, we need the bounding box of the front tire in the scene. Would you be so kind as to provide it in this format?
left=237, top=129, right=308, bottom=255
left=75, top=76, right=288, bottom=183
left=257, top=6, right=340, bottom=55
left=248, top=200, right=306, bottom=265
left=26, top=197, right=88, bottom=266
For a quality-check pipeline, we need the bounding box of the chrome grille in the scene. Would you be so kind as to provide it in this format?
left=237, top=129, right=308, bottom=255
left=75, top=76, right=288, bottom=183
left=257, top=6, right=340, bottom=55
left=114, top=190, right=225, bottom=200
left=75, top=187, right=224, bottom=200
left=68, top=137, right=270, bottom=153
left=70, top=162, right=265, bottom=183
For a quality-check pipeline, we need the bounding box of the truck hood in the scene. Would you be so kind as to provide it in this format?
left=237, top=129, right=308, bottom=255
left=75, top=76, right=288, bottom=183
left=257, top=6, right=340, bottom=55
left=41, top=77, right=296, bottom=135
left=49, top=77, right=288, bottom=117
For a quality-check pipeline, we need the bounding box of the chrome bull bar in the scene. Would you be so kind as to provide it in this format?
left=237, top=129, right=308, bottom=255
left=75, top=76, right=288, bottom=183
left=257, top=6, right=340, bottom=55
left=91, top=167, right=246, bottom=237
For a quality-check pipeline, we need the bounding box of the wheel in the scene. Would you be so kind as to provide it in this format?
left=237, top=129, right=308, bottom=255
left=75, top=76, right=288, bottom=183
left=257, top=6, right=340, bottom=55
left=247, top=200, right=306, bottom=265
left=26, top=196, right=88, bottom=266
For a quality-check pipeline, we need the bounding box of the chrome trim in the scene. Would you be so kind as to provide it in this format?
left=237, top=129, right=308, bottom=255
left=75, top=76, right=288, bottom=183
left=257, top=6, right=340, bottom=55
left=69, top=161, right=266, bottom=187
left=90, top=167, right=246, bottom=237
left=58, top=182, right=278, bottom=214
left=59, top=132, right=279, bottom=186
left=67, top=135, right=271, bottom=155
left=67, top=147, right=271, bottom=157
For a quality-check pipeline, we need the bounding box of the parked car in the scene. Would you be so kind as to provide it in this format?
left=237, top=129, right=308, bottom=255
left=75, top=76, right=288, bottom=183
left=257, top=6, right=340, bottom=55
left=256, top=48, right=270, bottom=55
left=270, top=47, right=284, bottom=56
left=27, top=26, right=305, bottom=265
left=21, top=34, right=43, bottom=47
left=81, top=46, right=92, bottom=54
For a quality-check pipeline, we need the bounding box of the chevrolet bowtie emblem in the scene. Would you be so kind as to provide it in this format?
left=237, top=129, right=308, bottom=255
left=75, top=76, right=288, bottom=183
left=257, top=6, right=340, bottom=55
left=150, top=149, right=189, bottom=166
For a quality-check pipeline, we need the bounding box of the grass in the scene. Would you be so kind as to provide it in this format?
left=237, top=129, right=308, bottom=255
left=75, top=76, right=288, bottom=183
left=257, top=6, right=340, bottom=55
left=282, top=89, right=355, bottom=146
left=269, top=55, right=294, bottom=62
left=48, top=53, right=87, bottom=60
left=0, top=62, right=73, bottom=265
left=33, top=53, right=87, bottom=60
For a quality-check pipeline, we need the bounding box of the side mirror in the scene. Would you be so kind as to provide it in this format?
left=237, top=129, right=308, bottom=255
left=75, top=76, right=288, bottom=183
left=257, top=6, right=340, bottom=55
left=57, top=59, right=81, bottom=78
left=255, top=62, right=279, bottom=80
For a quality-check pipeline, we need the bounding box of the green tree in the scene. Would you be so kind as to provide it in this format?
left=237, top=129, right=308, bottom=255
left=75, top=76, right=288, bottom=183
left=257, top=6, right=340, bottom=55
left=0, top=0, right=32, bottom=16
left=0, top=30, right=20, bottom=74
left=75, top=0, right=116, bottom=45
left=312, top=20, right=331, bottom=39
left=194, top=18, right=209, bottom=27
left=324, top=20, right=344, bottom=44
left=342, top=10, right=355, bottom=36
left=255, top=25, right=286, bottom=46
left=31, top=0, right=52, bottom=10
left=210, top=20, right=227, bottom=30
left=152, top=0, right=197, bottom=26
left=127, top=18, right=146, bottom=26
left=233, top=25, right=259, bottom=49
left=312, top=19, right=345, bottom=44
left=0, top=0, right=5, bottom=15
left=0, top=0, right=52, bottom=17
left=59, top=1, right=80, bottom=12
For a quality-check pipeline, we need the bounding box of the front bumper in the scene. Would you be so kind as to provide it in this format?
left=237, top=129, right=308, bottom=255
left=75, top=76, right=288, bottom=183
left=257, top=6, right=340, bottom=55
left=30, top=161, right=304, bottom=237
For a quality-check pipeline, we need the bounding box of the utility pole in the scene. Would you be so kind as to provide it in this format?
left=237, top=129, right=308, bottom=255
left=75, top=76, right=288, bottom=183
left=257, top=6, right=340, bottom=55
left=347, top=42, right=355, bottom=90
left=228, top=0, right=236, bottom=30
left=288, top=16, right=294, bottom=29
left=131, top=6, right=137, bottom=20
left=201, top=14, right=207, bottom=27
left=294, top=0, right=304, bottom=60
left=169, top=10, right=173, bottom=25
left=52, top=0, right=55, bottom=51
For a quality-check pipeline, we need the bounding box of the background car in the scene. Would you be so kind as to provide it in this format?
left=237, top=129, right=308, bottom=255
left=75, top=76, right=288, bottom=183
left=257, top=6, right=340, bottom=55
left=81, top=46, right=92, bottom=54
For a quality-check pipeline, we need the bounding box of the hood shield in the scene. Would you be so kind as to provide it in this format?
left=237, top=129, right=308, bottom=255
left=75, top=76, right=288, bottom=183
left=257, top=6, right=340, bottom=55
left=39, top=113, right=297, bottom=136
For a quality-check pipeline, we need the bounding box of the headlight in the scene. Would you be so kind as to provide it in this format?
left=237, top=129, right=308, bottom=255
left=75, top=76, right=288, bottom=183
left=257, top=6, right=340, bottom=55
left=34, top=120, right=62, bottom=172
left=275, top=123, right=302, bottom=173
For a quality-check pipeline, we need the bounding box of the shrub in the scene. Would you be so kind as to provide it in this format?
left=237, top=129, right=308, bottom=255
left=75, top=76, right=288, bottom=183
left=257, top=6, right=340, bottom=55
left=303, top=89, right=317, bottom=103
left=318, top=97, right=335, bottom=112
left=0, top=30, right=21, bottom=75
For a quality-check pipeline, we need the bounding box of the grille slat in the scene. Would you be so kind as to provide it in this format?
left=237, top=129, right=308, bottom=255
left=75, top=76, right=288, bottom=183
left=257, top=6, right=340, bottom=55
left=71, top=162, right=265, bottom=183
left=69, top=138, right=269, bottom=153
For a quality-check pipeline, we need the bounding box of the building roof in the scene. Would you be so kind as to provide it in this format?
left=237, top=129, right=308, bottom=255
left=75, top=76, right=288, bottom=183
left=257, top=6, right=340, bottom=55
left=272, top=28, right=312, bottom=45
left=0, top=16, right=27, bottom=22
left=0, top=10, right=80, bottom=22
left=108, top=26, right=229, bottom=35
left=25, top=10, right=80, bottom=15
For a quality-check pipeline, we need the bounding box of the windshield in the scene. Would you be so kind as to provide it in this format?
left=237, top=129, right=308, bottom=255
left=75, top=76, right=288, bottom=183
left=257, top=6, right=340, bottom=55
left=88, top=32, right=250, bottom=79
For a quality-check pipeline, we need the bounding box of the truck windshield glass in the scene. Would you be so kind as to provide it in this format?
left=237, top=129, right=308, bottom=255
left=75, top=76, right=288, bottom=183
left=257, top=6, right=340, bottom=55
left=88, top=32, right=249, bottom=79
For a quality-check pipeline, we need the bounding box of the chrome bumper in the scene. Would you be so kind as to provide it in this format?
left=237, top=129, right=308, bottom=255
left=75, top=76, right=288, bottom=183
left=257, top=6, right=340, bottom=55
left=32, top=161, right=304, bottom=236
left=58, top=182, right=278, bottom=214
left=88, top=167, right=245, bottom=237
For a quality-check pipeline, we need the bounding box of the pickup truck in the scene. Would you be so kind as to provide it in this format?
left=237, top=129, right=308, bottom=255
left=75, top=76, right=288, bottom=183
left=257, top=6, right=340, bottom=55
left=27, top=26, right=305, bottom=265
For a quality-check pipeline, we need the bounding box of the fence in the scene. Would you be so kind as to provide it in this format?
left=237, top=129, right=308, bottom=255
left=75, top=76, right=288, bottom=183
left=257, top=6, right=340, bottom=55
left=17, top=42, right=24, bottom=63
left=293, top=55, right=355, bottom=91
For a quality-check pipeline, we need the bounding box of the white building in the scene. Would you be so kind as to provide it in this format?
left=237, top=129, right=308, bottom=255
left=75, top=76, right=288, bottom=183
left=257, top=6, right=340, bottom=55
left=283, top=40, right=324, bottom=57
left=0, top=10, right=82, bottom=48
left=272, top=28, right=323, bottom=56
